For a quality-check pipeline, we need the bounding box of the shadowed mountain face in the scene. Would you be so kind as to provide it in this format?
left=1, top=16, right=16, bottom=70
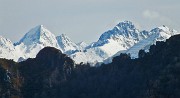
left=19, top=47, right=74, bottom=98
left=0, top=47, right=75, bottom=98
left=0, top=35, right=180, bottom=98
left=0, top=59, right=20, bottom=98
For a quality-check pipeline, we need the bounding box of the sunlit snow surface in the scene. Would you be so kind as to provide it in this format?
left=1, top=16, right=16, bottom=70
left=0, top=21, right=179, bottom=66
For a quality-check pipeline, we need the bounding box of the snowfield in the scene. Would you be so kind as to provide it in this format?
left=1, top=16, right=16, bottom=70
left=0, top=21, right=179, bottom=66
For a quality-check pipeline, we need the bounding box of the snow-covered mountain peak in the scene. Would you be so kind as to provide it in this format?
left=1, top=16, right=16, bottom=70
left=151, top=25, right=168, bottom=33
left=0, top=36, right=14, bottom=49
left=16, top=25, right=59, bottom=48
left=56, top=34, right=79, bottom=52
left=151, top=25, right=177, bottom=35
left=93, top=21, right=141, bottom=47
left=77, top=21, right=143, bottom=64
left=0, top=36, right=10, bottom=44
left=100, top=21, right=137, bottom=39
left=115, top=20, right=136, bottom=30
left=0, top=21, right=179, bottom=65
left=13, top=25, right=60, bottom=60
left=0, top=36, right=18, bottom=61
left=149, top=25, right=178, bottom=41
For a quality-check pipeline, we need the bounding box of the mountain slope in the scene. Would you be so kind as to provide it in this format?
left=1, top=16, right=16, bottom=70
left=102, top=25, right=179, bottom=64
left=0, top=21, right=179, bottom=65
left=0, top=25, right=82, bottom=62
left=70, top=21, right=179, bottom=65
left=56, top=34, right=80, bottom=54
left=125, top=25, right=178, bottom=58
left=15, top=25, right=61, bottom=60
left=17, top=25, right=59, bottom=47
left=1, top=34, right=180, bottom=98
left=70, top=47, right=108, bottom=64
left=77, top=41, right=88, bottom=49
left=0, top=36, right=18, bottom=61
left=91, top=21, right=144, bottom=56
left=69, top=21, right=144, bottom=64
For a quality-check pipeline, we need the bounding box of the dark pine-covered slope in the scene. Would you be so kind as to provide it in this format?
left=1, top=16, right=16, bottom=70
left=0, top=35, right=180, bottom=98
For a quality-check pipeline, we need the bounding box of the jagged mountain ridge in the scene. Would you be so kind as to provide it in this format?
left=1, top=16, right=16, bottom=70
left=71, top=21, right=179, bottom=65
left=0, top=36, right=18, bottom=61
left=56, top=34, right=80, bottom=54
left=14, top=25, right=81, bottom=61
left=1, top=25, right=82, bottom=62
left=103, top=25, right=179, bottom=64
left=0, top=21, right=179, bottom=65
left=126, top=25, right=178, bottom=57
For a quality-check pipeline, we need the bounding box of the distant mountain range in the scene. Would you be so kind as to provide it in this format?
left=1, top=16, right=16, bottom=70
left=0, top=21, right=179, bottom=65
left=0, top=34, right=180, bottom=98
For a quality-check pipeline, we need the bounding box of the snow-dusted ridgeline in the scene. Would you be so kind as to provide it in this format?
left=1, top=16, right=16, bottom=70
left=0, top=21, right=179, bottom=66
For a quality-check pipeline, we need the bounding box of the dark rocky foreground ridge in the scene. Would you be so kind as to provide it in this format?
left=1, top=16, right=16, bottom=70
left=0, top=34, right=180, bottom=98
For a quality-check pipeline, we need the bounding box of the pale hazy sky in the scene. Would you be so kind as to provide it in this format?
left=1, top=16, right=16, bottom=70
left=0, top=0, right=180, bottom=43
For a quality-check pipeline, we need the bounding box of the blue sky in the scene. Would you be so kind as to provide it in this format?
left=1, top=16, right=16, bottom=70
left=0, top=0, right=179, bottom=43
